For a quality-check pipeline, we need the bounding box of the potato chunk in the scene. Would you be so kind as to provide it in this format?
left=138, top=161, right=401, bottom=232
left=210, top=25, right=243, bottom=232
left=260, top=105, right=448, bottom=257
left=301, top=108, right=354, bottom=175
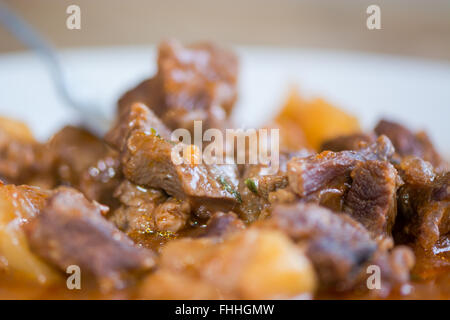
left=139, top=228, right=316, bottom=299
left=276, top=90, right=360, bottom=150
left=0, top=117, right=34, bottom=143
left=0, top=185, right=60, bottom=284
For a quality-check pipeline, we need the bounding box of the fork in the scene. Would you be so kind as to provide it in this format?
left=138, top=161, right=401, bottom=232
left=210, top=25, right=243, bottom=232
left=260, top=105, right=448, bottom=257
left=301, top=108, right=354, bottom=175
left=0, top=1, right=110, bottom=137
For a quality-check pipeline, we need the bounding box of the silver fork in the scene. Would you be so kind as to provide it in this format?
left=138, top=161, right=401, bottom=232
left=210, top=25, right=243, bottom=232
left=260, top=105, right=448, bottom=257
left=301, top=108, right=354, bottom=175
left=0, top=1, right=110, bottom=136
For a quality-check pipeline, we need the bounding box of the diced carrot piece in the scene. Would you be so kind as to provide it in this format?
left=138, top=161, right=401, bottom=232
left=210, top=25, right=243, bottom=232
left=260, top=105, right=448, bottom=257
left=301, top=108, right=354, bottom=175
left=276, top=90, right=360, bottom=150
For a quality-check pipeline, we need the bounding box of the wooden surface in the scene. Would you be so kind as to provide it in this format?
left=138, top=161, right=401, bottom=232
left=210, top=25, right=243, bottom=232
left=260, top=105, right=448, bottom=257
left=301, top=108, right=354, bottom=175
left=1, top=0, right=450, bottom=61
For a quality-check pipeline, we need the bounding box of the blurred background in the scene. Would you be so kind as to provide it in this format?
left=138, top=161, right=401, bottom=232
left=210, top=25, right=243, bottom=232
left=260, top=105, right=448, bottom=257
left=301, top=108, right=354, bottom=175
left=0, top=0, right=449, bottom=153
left=1, top=0, right=450, bottom=61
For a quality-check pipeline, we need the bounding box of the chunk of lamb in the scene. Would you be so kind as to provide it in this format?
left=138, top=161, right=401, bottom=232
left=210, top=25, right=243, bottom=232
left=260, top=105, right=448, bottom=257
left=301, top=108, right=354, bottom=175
left=397, top=157, right=449, bottom=251
left=197, top=211, right=245, bottom=238
left=109, top=180, right=166, bottom=234
left=48, top=126, right=122, bottom=207
left=344, top=160, right=401, bottom=239
left=287, top=135, right=395, bottom=198
left=106, top=102, right=172, bottom=151
left=0, top=117, right=51, bottom=186
left=287, top=135, right=396, bottom=214
left=109, top=180, right=193, bottom=251
left=24, top=187, right=155, bottom=291
left=320, top=132, right=375, bottom=152
left=121, top=130, right=241, bottom=217
left=238, top=162, right=287, bottom=223
left=242, top=150, right=310, bottom=200
left=375, top=119, right=446, bottom=171
left=119, top=40, right=238, bottom=133
left=266, top=203, right=377, bottom=291
left=238, top=150, right=307, bottom=223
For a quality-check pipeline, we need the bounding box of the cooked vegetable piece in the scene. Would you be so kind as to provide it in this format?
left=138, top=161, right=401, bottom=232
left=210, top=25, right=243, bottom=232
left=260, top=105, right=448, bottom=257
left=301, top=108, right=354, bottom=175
left=276, top=90, right=360, bottom=150
left=139, top=228, right=316, bottom=299
left=0, top=185, right=60, bottom=284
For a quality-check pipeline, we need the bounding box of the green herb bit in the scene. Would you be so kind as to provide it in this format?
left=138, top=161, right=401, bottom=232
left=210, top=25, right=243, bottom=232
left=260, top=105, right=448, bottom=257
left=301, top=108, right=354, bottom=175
left=217, top=176, right=242, bottom=203
left=150, top=127, right=161, bottom=138
left=244, top=178, right=259, bottom=194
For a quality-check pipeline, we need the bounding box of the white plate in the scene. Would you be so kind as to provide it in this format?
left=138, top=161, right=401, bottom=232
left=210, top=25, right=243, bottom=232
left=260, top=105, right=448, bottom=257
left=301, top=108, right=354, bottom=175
left=0, top=46, right=449, bottom=155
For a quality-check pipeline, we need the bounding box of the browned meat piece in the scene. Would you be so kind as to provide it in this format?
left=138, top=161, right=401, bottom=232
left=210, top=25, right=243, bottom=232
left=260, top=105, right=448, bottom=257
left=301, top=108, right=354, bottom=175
left=78, top=153, right=122, bottom=207
left=398, top=170, right=449, bottom=251
left=287, top=135, right=394, bottom=198
left=238, top=162, right=286, bottom=223
left=49, top=126, right=108, bottom=182
left=375, top=119, right=445, bottom=170
left=288, top=150, right=357, bottom=198
left=198, top=211, right=245, bottom=238
left=287, top=136, right=396, bottom=213
left=153, top=197, right=191, bottom=232
left=398, top=156, right=435, bottom=187
left=243, top=165, right=288, bottom=200
left=119, top=40, right=238, bottom=133
left=106, top=102, right=171, bottom=151
left=344, top=160, right=401, bottom=238
left=122, top=131, right=241, bottom=216
left=357, top=135, right=396, bottom=162
left=0, top=118, right=52, bottom=186
left=267, top=203, right=377, bottom=290
left=237, top=151, right=305, bottom=222
left=320, top=133, right=375, bottom=152
left=24, top=187, right=155, bottom=291
left=237, top=180, right=271, bottom=223
left=109, top=180, right=167, bottom=234
left=118, top=78, right=160, bottom=119
left=48, top=126, right=122, bottom=206
left=109, top=180, right=193, bottom=251
left=0, top=129, right=36, bottom=183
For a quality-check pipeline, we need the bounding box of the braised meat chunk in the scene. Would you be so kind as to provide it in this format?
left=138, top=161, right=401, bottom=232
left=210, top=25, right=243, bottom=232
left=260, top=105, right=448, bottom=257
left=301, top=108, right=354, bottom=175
left=48, top=126, right=122, bottom=207
left=267, top=203, right=377, bottom=290
left=320, top=133, right=375, bottom=152
left=0, top=118, right=50, bottom=185
left=24, top=187, right=155, bottom=290
left=398, top=168, right=449, bottom=251
left=106, top=102, right=172, bottom=151
left=109, top=180, right=166, bottom=234
left=119, top=40, right=238, bottom=133
left=121, top=131, right=241, bottom=216
left=344, top=160, right=400, bottom=238
left=375, top=119, right=445, bottom=170
left=286, top=136, right=397, bottom=213
left=198, top=211, right=245, bottom=238
left=287, top=135, right=394, bottom=198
